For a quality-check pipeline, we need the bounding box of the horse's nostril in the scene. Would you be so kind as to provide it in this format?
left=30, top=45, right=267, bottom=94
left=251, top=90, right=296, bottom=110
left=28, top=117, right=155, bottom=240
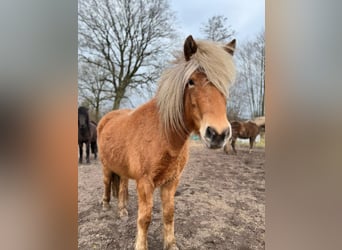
left=205, top=126, right=216, bottom=139
left=204, top=126, right=230, bottom=149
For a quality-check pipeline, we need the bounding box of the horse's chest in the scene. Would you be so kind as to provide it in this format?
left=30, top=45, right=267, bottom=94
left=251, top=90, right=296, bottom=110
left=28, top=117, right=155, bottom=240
left=153, top=151, right=187, bottom=186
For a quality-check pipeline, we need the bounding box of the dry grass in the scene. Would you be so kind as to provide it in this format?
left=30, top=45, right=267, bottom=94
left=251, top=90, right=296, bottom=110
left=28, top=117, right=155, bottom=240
left=236, top=133, right=265, bottom=148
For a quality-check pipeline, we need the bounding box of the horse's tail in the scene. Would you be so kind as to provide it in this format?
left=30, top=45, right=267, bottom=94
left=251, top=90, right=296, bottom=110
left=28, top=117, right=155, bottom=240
left=111, top=173, right=120, bottom=198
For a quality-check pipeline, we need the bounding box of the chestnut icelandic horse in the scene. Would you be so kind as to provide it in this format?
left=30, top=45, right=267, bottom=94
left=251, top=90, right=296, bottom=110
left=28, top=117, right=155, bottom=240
left=97, top=35, right=236, bottom=250
left=223, top=120, right=260, bottom=154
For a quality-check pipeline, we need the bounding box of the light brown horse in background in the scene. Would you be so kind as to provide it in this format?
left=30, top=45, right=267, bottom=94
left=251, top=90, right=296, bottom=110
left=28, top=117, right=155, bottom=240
left=97, top=35, right=236, bottom=250
left=224, top=120, right=260, bottom=154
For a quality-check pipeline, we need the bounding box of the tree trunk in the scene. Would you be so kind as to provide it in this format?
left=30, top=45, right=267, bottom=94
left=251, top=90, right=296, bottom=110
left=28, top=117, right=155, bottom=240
left=112, top=88, right=125, bottom=110
left=113, top=97, right=121, bottom=110
left=261, top=46, right=265, bottom=116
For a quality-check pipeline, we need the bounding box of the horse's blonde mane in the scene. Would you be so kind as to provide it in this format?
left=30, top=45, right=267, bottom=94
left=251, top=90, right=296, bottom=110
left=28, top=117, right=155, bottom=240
left=156, top=40, right=236, bottom=135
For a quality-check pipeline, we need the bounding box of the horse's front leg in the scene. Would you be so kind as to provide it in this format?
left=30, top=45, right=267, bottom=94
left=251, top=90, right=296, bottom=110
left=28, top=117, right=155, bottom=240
left=135, top=178, right=154, bottom=250
left=85, top=141, right=90, bottom=163
left=79, top=143, right=83, bottom=163
left=160, top=178, right=180, bottom=250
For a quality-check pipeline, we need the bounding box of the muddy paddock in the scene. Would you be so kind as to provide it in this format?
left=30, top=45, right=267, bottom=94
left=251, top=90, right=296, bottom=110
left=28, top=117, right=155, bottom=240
left=78, top=140, right=265, bottom=250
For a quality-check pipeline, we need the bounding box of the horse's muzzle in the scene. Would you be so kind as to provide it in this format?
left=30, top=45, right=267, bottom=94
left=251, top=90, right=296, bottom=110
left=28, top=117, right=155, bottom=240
left=204, top=126, right=230, bottom=149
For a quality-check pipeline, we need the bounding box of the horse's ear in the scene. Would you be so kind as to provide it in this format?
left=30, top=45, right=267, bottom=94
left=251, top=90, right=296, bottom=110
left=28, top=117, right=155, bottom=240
left=184, top=35, right=197, bottom=61
left=224, top=39, right=236, bottom=56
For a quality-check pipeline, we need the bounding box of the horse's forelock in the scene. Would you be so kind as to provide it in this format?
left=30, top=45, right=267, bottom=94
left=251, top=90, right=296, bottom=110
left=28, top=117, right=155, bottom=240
left=156, top=39, right=236, bottom=135
left=78, top=106, right=89, bottom=116
left=78, top=107, right=90, bottom=127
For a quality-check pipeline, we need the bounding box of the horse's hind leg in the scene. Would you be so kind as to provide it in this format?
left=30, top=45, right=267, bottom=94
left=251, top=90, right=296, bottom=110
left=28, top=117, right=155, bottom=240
left=91, top=141, right=97, bottom=160
left=94, top=142, right=98, bottom=159
left=118, top=177, right=129, bottom=218
left=135, top=178, right=154, bottom=250
left=160, top=179, right=180, bottom=250
left=78, top=143, right=83, bottom=163
left=102, top=167, right=112, bottom=209
left=86, top=142, right=90, bottom=163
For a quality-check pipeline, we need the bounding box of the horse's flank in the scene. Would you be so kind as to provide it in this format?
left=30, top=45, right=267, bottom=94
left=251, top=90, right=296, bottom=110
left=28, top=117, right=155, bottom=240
left=224, top=120, right=260, bottom=154
left=98, top=99, right=188, bottom=187
left=231, top=121, right=260, bottom=139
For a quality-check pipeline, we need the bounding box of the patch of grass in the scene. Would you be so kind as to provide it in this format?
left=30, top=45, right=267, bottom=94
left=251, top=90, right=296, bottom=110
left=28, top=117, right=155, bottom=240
left=255, top=135, right=265, bottom=148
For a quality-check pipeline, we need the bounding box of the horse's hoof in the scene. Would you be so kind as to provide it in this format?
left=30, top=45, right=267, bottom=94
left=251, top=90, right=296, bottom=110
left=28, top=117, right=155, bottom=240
left=164, top=243, right=179, bottom=250
left=102, top=201, right=111, bottom=210
left=86, top=160, right=90, bottom=164
left=135, top=242, right=148, bottom=250
left=119, top=208, right=128, bottom=219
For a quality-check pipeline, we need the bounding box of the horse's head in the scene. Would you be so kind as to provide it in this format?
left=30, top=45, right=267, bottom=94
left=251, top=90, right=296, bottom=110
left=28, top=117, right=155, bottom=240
left=183, top=36, right=236, bottom=149
left=78, top=114, right=87, bottom=129
left=78, top=107, right=90, bottom=131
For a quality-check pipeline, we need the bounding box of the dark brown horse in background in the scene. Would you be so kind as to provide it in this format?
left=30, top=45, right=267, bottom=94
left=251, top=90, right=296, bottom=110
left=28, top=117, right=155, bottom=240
left=224, top=120, right=260, bottom=154
left=78, top=106, right=98, bottom=163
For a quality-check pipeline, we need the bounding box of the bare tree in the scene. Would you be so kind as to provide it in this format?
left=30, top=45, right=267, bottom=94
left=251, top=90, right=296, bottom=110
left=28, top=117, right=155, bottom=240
left=200, top=15, right=240, bottom=119
left=227, top=78, right=250, bottom=120
left=78, top=62, right=113, bottom=121
left=78, top=0, right=177, bottom=110
left=256, top=31, right=265, bottom=116
left=235, top=30, right=265, bottom=118
left=200, top=15, right=235, bottom=42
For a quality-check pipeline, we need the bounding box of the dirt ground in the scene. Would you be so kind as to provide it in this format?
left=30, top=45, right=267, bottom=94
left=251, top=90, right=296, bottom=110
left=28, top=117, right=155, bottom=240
left=78, top=140, right=265, bottom=250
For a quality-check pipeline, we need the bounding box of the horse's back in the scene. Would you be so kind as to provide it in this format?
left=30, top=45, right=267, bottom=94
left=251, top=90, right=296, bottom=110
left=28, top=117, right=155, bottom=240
left=231, top=120, right=259, bottom=139
left=246, top=121, right=259, bottom=135
left=90, top=121, right=97, bottom=141
left=97, top=109, right=131, bottom=136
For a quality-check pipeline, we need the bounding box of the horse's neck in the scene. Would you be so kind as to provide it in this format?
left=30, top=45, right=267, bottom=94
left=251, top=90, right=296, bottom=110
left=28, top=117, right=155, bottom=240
left=146, top=99, right=190, bottom=151
left=165, top=129, right=190, bottom=151
left=79, top=126, right=90, bottom=135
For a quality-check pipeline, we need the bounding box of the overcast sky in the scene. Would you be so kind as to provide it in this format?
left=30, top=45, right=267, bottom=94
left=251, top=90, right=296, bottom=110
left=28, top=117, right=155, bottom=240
left=169, top=0, right=265, bottom=43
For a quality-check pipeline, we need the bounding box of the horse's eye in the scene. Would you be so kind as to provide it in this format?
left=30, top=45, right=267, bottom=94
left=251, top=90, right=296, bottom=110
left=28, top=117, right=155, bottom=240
left=187, top=79, right=195, bottom=87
